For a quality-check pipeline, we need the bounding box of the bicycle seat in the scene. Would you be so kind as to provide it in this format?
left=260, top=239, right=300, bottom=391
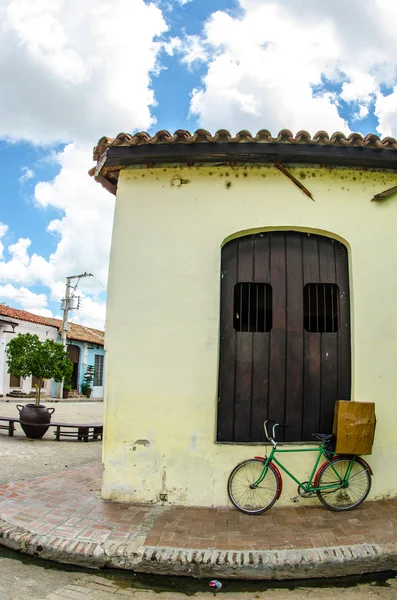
left=312, top=433, right=334, bottom=442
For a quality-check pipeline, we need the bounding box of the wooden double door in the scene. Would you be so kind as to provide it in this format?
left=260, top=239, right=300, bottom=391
left=217, top=231, right=351, bottom=443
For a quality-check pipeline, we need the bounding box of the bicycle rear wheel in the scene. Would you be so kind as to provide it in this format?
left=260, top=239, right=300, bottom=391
left=316, top=457, right=371, bottom=511
left=228, top=459, right=279, bottom=515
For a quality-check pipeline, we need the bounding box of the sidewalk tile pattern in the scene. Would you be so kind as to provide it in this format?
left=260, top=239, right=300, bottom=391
left=0, top=464, right=393, bottom=554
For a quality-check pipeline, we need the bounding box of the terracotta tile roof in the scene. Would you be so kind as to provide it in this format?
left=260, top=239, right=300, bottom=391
left=66, top=323, right=104, bottom=345
left=0, top=305, right=104, bottom=346
left=0, top=305, right=60, bottom=328
left=91, top=128, right=397, bottom=195
left=93, top=128, right=397, bottom=160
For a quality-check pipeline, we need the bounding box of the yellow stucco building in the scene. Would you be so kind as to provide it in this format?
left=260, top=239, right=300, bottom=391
left=91, top=129, right=397, bottom=508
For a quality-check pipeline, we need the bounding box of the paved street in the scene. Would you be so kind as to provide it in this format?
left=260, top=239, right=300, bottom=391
left=0, top=401, right=395, bottom=598
left=0, top=401, right=102, bottom=483
left=0, top=545, right=396, bottom=600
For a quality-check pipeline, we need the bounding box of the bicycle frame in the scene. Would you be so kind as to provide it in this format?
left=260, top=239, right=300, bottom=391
left=254, top=444, right=356, bottom=493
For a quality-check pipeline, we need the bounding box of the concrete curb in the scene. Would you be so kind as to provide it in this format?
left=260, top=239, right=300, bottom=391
left=120, top=544, right=397, bottom=579
left=0, top=516, right=396, bottom=579
left=0, top=518, right=106, bottom=568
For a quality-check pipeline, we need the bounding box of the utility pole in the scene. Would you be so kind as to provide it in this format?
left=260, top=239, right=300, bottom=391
left=58, top=272, right=94, bottom=398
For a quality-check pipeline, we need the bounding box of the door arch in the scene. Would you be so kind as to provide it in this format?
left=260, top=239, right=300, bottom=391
left=217, top=230, right=351, bottom=443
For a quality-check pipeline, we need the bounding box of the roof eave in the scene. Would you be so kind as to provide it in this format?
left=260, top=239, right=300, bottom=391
left=96, top=143, right=397, bottom=193
left=0, top=318, right=19, bottom=327
left=68, top=338, right=104, bottom=346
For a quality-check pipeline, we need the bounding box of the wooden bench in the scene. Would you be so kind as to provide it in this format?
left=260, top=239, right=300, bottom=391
left=0, top=416, right=19, bottom=437
left=0, top=417, right=103, bottom=441
left=51, top=422, right=103, bottom=442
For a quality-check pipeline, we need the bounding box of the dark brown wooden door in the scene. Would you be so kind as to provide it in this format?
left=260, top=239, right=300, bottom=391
left=217, top=231, right=351, bottom=443
left=9, top=373, right=21, bottom=388
left=31, top=376, right=45, bottom=389
left=67, top=345, right=80, bottom=390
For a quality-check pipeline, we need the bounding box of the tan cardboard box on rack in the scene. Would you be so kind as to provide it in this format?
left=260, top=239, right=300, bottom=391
left=333, top=400, right=376, bottom=455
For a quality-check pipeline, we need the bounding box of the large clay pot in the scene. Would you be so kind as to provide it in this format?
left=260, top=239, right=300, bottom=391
left=16, top=404, right=55, bottom=439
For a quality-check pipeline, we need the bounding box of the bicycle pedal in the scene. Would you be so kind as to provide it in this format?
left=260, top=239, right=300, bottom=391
left=298, top=482, right=315, bottom=498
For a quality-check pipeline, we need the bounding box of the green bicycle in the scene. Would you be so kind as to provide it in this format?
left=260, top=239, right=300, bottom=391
left=228, top=420, right=373, bottom=514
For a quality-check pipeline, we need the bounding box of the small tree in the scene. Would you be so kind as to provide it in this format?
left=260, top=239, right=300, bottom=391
left=81, top=365, right=95, bottom=397
left=6, top=334, right=73, bottom=406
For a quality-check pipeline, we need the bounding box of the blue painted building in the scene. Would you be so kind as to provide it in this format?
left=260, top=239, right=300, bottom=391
left=0, top=305, right=105, bottom=399
left=64, top=324, right=105, bottom=398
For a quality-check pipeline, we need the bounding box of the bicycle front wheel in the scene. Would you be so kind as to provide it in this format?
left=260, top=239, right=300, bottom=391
left=228, top=459, right=279, bottom=515
left=316, top=457, right=371, bottom=511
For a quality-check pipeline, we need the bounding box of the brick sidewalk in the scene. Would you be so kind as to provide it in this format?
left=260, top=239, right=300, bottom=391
left=0, top=463, right=395, bottom=579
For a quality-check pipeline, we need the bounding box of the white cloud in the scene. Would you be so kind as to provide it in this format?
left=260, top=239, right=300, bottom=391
left=0, top=0, right=174, bottom=330
left=185, top=0, right=397, bottom=137
left=341, top=71, right=376, bottom=105
left=50, top=281, right=67, bottom=303
left=0, top=238, right=52, bottom=286
left=356, top=105, right=369, bottom=120
left=341, top=70, right=376, bottom=122
left=19, top=166, right=35, bottom=184
left=70, top=294, right=107, bottom=331
left=0, top=145, right=112, bottom=328
left=35, top=143, right=114, bottom=289
left=0, top=283, right=48, bottom=310
left=180, top=35, right=207, bottom=68
left=163, top=33, right=207, bottom=70
left=25, top=307, right=55, bottom=318
left=375, top=90, right=397, bottom=138
left=8, top=238, right=31, bottom=266
left=0, top=0, right=168, bottom=144
left=0, top=224, right=8, bottom=261
left=187, top=3, right=348, bottom=134
left=163, top=36, right=182, bottom=57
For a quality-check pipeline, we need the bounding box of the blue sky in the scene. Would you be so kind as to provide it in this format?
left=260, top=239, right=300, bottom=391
left=0, top=0, right=396, bottom=328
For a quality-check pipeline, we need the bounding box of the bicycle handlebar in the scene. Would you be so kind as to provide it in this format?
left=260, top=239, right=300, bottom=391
left=264, top=420, right=289, bottom=444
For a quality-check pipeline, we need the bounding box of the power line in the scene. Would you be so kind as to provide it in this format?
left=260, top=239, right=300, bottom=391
left=92, top=275, right=106, bottom=288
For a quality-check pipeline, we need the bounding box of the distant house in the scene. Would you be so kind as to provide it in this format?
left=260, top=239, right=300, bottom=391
left=92, top=127, right=397, bottom=508
left=0, top=307, right=59, bottom=398
left=60, top=322, right=105, bottom=398
left=0, top=305, right=105, bottom=398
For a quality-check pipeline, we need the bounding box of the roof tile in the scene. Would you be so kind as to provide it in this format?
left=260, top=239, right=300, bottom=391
left=0, top=305, right=104, bottom=346
left=92, top=128, right=397, bottom=160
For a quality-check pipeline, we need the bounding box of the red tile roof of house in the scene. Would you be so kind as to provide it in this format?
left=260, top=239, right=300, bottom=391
left=0, top=305, right=60, bottom=327
left=0, top=305, right=104, bottom=346
left=65, top=323, right=104, bottom=345
left=90, top=128, right=397, bottom=196
left=93, top=129, right=397, bottom=161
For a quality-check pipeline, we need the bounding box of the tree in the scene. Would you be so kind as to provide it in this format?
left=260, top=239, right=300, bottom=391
left=81, top=365, right=95, bottom=397
left=6, top=334, right=73, bottom=406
